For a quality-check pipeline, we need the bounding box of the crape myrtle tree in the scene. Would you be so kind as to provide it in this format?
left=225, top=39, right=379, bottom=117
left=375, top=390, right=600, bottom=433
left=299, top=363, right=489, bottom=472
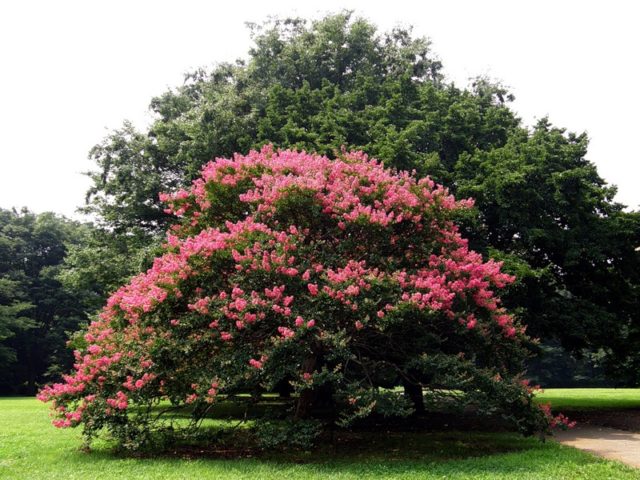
left=77, top=12, right=640, bottom=383
left=39, top=148, right=571, bottom=450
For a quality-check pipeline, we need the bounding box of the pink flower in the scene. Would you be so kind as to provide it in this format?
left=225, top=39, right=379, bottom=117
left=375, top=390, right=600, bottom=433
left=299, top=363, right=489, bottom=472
left=106, top=391, right=128, bottom=410
left=249, top=358, right=263, bottom=369
left=278, top=326, right=295, bottom=339
left=231, top=286, right=244, bottom=298
left=87, top=345, right=102, bottom=355
left=232, top=297, right=247, bottom=311
left=307, top=284, right=319, bottom=296
left=466, top=315, right=477, bottom=330
left=185, top=393, right=198, bottom=404
left=496, top=315, right=511, bottom=327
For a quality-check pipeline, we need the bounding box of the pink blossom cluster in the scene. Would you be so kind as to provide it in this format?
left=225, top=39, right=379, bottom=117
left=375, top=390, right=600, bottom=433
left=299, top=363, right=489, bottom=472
left=539, top=403, right=577, bottom=429
left=161, top=145, right=473, bottom=233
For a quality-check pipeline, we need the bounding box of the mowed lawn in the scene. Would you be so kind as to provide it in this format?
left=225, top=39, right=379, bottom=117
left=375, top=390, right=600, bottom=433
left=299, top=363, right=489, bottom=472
left=535, top=388, right=640, bottom=410
left=1, top=395, right=639, bottom=480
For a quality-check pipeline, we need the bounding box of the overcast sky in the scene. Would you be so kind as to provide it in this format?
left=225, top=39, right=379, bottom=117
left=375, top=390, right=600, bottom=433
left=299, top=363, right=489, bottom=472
left=1, top=0, right=638, bottom=218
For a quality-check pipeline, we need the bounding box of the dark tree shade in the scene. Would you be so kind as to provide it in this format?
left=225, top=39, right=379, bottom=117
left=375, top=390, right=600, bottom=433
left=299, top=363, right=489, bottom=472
left=0, top=209, right=92, bottom=394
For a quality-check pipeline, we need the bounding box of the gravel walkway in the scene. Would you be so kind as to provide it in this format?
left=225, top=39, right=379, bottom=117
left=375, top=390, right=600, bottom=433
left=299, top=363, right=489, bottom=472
left=554, top=426, right=640, bottom=468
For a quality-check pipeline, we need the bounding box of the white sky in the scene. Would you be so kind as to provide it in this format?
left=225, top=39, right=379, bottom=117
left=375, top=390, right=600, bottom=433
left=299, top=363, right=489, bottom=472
left=1, top=0, right=638, bottom=218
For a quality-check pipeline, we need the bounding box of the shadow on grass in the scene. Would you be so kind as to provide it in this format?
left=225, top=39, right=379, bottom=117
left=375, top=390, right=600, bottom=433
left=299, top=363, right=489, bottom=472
left=84, top=430, right=541, bottom=462
left=63, top=430, right=613, bottom=480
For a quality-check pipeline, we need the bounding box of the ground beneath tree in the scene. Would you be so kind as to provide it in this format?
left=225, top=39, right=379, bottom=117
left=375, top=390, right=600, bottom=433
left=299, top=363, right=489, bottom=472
left=562, top=409, right=640, bottom=432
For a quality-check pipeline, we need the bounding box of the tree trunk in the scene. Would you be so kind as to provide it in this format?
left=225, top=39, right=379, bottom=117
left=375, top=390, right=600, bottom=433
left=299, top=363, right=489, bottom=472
left=295, top=388, right=315, bottom=420
left=294, top=355, right=318, bottom=420
left=403, top=380, right=424, bottom=414
left=275, top=378, right=293, bottom=398
left=26, top=343, right=36, bottom=395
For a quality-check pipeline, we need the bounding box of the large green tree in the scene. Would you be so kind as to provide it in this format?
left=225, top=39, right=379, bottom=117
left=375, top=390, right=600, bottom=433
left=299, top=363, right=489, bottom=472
left=455, top=121, right=640, bottom=379
left=80, top=11, right=640, bottom=383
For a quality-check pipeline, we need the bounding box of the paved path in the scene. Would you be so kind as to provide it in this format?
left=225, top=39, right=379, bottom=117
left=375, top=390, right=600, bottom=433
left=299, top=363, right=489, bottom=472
left=554, top=426, right=640, bottom=468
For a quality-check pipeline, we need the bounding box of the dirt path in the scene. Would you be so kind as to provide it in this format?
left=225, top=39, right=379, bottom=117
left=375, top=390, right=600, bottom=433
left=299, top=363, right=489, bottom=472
left=554, top=426, right=640, bottom=468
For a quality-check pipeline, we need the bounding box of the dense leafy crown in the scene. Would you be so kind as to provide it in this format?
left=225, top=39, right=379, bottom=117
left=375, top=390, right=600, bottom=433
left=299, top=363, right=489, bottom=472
left=41, top=147, right=566, bottom=448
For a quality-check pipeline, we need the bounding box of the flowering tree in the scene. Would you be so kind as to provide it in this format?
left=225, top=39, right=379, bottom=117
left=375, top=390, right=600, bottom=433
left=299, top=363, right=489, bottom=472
left=39, top=146, right=565, bottom=449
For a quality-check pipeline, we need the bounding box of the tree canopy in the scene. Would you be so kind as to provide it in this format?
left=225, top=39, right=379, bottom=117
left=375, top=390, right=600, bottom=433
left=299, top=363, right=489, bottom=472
left=78, top=12, right=639, bottom=382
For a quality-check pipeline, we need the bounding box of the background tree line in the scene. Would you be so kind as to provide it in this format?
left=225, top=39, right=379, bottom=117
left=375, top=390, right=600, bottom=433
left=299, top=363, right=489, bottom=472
left=1, top=11, right=638, bottom=394
left=0, top=209, right=92, bottom=393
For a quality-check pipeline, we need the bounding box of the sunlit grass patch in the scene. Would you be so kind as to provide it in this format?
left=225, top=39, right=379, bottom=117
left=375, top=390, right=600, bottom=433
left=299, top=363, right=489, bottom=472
left=535, top=388, right=640, bottom=410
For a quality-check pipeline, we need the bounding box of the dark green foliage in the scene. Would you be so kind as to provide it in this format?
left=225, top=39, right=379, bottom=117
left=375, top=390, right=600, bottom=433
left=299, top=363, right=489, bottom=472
left=526, top=342, right=612, bottom=388
left=58, top=226, right=159, bottom=312
left=455, top=120, right=640, bottom=380
left=254, top=418, right=323, bottom=449
left=0, top=208, right=92, bottom=394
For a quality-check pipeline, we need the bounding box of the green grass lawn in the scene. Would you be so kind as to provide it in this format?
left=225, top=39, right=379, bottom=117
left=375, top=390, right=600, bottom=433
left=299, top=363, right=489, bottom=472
left=535, top=388, right=640, bottom=410
left=1, top=396, right=639, bottom=479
